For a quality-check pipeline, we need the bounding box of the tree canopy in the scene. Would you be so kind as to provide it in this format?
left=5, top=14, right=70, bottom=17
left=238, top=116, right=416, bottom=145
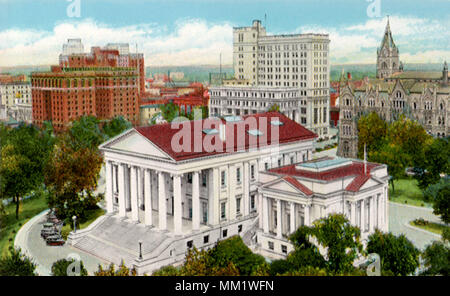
left=0, top=248, right=36, bottom=276
left=367, top=230, right=420, bottom=276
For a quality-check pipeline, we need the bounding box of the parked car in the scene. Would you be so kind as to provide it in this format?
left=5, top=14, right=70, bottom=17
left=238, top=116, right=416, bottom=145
left=46, top=236, right=65, bottom=246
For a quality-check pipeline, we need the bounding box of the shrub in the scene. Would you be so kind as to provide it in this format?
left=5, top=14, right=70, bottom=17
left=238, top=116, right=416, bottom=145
left=51, top=258, right=88, bottom=276
left=0, top=248, right=36, bottom=276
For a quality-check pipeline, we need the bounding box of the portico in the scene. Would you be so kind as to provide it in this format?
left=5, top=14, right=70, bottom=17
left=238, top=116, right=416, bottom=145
left=256, top=156, right=389, bottom=258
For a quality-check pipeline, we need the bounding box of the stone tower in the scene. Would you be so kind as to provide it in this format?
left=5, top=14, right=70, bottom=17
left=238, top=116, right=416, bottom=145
left=443, top=61, right=448, bottom=84
left=376, top=17, right=400, bottom=79
left=337, top=73, right=359, bottom=158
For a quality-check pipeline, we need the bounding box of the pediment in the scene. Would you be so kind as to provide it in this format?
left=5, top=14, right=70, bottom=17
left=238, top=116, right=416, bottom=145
left=264, top=178, right=310, bottom=195
left=359, top=177, right=382, bottom=191
left=103, top=129, right=173, bottom=160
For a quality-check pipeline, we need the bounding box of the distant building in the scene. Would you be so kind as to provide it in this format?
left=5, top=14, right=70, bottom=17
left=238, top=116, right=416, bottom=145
left=338, top=19, right=449, bottom=158
left=210, top=20, right=331, bottom=139
left=257, top=156, right=389, bottom=258
left=32, top=39, right=145, bottom=131
left=0, top=80, right=32, bottom=124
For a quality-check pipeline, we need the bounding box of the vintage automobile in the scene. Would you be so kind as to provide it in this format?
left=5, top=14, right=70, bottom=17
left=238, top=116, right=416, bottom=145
left=46, top=235, right=65, bottom=246
left=41, top=228, right=58, bottom=239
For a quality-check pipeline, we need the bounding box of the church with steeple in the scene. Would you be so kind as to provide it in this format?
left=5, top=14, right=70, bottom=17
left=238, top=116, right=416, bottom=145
left=376, top=17, right=401, bottom=79
left=337, top=17, right=449, bottom=159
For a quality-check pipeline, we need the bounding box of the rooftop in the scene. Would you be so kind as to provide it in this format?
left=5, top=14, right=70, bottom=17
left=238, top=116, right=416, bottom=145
left=134, top=112, right=317, bottom=161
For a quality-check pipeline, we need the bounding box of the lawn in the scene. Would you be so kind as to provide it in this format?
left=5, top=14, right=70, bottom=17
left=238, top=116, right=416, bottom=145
left=389, top=178, right=432, bottom=208
left=409, top=220, right=450, bottom=236
left=0, top=196, right=48, bottom=258
left=60, top=207, right=106, bottom=240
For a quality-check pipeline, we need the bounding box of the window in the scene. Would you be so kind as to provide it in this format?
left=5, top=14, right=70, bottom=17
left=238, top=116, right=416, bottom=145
left=203, top=235, right=209, bottom=244
left=221, top=202, right=226, bottom=220
left=187, top=240, right=193, bottom=249
left=278, top=159, right=282, bottom=167
left=238, top=225, right=243, bottom=233
left=250, top=165, right=255, bottom=179
left=290, top=156, right=294, bottom=164
left=221, top=171, right=226, bottom=187
left=235, top=167, right=241, bottom=183
left=236, top=197, right=241, bottom=214
left=281, top=245, right=287, bottom=254
left=222, top=229, right=228, bottom=238
left=265, top=163, right=269, bottom=171
left=202, top=173, right=207, bottom=187
left=187, top=173, right=192, bottom=184
left=268, top=241, right=274, bottom=250
left=250, top=194, right=256, bottom=211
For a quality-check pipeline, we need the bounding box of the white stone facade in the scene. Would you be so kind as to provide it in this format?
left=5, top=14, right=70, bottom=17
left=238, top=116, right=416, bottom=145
left=71, top=113, right=316, bottom=274
left=211, top=20, right=330, bottom=138
left=255, top=157, right=389, bottom=259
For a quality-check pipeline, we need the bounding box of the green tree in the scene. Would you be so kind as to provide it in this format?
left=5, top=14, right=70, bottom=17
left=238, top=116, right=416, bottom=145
left=357, top=112, right=388, bottom=159
left=431, top=183, right=450, bottom=224
left=208, top=236, right=265, bottom=276
left=69, top=116, right=105, bottom=150
left=0, top=124, right=54, bottom=219
left=367, top=230, right=420, bottom=275
left=287, top=226, right=326, bottom=271
left=152, top=265, right=180, bottom=276
left=102, top=116, right=132, bottom=140
left=387, top=115, right=431, bottom=166
left=414, top=138, right=450, bottom=190
left=159, top=102, right=180, bottom=123
left=44, top=134, right=103, bottom=220
left=421, top=241, right=450, bottom=276
left=0, top=248, right=36, bottom=276
left=307, top=214, right=363, bottom=273
left=269, top=259, right=293, bottom=276
left=51, top=258, right=88, bottom=276
left=268, top=104, right=280, bottom=112
left=94, top=262, right=137, bottom=276
left=370, top=143, right=410, bottom=193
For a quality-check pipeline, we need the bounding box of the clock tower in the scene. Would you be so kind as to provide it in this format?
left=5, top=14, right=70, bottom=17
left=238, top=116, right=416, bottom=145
left=376, top=17, right=401, bottom=79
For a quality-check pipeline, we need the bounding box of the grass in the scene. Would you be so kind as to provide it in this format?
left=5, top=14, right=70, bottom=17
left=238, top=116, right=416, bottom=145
left=409, top=220, right=450, bottom=236
left=61, top=207, right=106, bottom=240
left=0, top=196, right=48, bottom=258
left=389, top=178, right=432, bottom=208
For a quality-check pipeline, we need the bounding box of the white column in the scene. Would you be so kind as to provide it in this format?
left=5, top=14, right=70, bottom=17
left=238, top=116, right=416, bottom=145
left=118, top=164, right=126, bottom=217
left=384, top=186, right=389, bottom=232
left=276, top=199, right=282, bottom=238
left=173, top=174, right=182, bottom=235
left=262, top=196, right=269, bottom=233
left=350, top=201, right=356, bottom=226
left=304, top=204, right=310, bottom=226
left=290, top=202, right=296, bottom=234
left=144, top=169, right=152, bottom=226
left=209, top=168, right=220, bottom=226
left=360, top=199, right=365, bottom=232
left=192, top=172, right=200, bottom=231
left=158, top=172, right=167, bottom=230
left=105, top=161, right=114, bottom=214
left=243, top=162, right=250, bottom=216
left=369, top=196, right=374, bottom=232
left=258, top=193, right=263, bottom=229
left=130, top=166, right=139, bottom=222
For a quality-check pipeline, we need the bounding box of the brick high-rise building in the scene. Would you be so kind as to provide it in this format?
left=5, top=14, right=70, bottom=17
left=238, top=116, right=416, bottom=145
left=32, top=40, right=144, bottom=131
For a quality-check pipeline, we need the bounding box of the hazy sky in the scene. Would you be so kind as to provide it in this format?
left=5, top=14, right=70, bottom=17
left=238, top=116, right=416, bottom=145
left=0, top=0, right=449, bottom=67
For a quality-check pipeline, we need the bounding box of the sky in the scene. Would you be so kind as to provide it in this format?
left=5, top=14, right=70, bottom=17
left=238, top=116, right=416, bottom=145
left=0, top=0, right=449, bottom=67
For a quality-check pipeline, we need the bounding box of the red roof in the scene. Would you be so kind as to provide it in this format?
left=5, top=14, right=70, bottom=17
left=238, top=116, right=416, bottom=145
left=135, top=112, right=317, bottom=161
left=269, top=160, right=379, bottom=183
left=284, top=176, right=313, bottom=196
left=346, top=174, right=371, bottom=192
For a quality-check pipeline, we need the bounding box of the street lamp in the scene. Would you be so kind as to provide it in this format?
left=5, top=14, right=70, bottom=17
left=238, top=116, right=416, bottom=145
left=138, top=240, right=143, bottom=260
left=72, top=216, right=77, bottom=233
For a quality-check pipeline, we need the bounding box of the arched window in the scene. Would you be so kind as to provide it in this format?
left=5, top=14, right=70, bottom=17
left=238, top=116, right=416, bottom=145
left=395, top=91, right=403, bottom=99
